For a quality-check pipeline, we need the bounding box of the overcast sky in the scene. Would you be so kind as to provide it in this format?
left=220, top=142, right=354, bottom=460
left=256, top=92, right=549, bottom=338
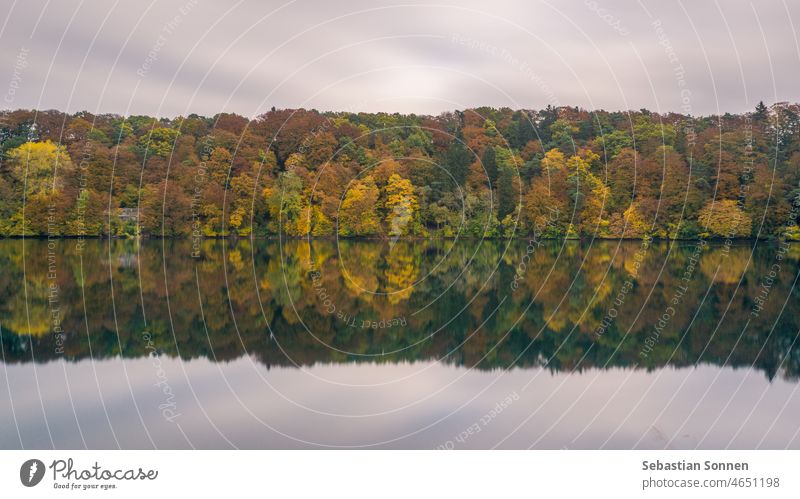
left=1, top=0, right=798, bottom=118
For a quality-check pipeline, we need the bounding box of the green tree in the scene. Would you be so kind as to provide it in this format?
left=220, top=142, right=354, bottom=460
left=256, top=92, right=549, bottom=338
left=138, top=127, right=181, bottom=158
left=481, top=146, right=498, bottom=186
left=265, top=171, right=305, bottom=235
left=444, top=140, right=471, bottom=186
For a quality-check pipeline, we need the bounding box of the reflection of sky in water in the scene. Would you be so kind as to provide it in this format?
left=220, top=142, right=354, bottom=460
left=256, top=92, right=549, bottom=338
left=2, top=359, right=799, bottom=449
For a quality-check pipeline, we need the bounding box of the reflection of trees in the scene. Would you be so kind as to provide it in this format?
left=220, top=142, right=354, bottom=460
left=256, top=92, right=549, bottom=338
left=339, top=242, right=380, bottom=299
left=383, top=243, right=419, bottom=304
left=1, top=239, right=799, bottom=381
left=700, top=246, right=750, bottom=285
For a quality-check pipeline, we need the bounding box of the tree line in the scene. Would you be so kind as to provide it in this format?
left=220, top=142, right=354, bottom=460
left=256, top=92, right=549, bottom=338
left=1, top=102, right=799, bottom=239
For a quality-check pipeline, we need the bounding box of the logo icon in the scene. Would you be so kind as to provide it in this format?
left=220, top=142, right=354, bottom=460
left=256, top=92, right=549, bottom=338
left=20, top=459, right=45, bottom=487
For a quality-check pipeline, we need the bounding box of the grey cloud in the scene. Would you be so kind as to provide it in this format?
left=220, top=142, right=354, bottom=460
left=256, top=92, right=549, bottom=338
left=1, top=0, right=798, bottom=117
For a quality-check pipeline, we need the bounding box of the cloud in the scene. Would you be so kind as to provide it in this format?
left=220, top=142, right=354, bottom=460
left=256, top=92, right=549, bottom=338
left=1, top=0, right=797, bottom=117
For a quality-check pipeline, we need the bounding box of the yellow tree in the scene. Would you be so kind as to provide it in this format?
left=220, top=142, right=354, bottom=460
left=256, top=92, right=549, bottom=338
left=206, top=147, right=233, bottom=188
left=698, top=200, right=752, bottom=238
left=311, top=206, right=333, bottom=236
left=339, top=176, right=380, bottom=236
left=8, top=141, right=74, bottom=196
left=565, top=153, right=609, bottom=235
left=620, top=203, right=650, bottom=238
left=6, top=141, right=74, bottom=234
left=541, top=148, right=567, bottom=172
left=383, top=173, right=419, bottom=237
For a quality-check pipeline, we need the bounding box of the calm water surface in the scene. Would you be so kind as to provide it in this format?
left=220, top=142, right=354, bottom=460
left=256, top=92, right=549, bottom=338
left=1, top=238, right=799, bottom=449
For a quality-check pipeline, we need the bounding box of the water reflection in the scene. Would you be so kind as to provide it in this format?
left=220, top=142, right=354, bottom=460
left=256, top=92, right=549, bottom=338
left=1, top=239, right=798, bottom=379
left=1, top=239, right=799, bottom=449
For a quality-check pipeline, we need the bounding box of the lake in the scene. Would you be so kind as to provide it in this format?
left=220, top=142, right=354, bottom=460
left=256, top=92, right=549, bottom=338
left=1, top=238, right=799, bottom=449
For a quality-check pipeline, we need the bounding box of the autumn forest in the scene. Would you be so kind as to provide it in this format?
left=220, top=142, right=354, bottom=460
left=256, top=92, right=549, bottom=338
left=1, top=102, right=799, bottom=240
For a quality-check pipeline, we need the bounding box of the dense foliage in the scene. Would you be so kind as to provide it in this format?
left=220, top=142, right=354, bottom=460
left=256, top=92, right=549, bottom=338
left=1, top=102, right=799, bottom=239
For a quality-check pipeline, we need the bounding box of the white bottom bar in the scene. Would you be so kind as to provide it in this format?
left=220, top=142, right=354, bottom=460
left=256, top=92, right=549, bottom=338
left=2, top=450, right=797, bottom=498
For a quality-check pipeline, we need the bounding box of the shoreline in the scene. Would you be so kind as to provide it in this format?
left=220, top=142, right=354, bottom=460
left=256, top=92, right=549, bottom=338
left=0, top=235, right=795, bottom=243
